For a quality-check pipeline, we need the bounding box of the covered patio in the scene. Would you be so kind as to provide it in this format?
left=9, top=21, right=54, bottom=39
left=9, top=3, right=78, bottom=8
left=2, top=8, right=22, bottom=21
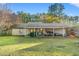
left=12, top=22, right=73, bottom=37
left=28, top=28, right=65, bottom=37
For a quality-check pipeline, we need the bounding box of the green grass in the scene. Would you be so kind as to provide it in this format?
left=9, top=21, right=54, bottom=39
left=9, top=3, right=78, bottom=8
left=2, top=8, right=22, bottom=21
left=0, top=36, right=79, bottom=56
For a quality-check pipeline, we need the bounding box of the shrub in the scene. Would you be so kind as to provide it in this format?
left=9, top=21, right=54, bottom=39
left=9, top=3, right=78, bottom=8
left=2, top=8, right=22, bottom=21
left=29, top=32, right=36, bottom=37
left=0, top=30, right=12, bottom=36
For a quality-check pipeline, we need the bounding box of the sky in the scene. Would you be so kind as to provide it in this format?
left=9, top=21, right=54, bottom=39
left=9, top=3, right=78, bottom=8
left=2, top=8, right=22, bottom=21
left=4, top=3, right=79, bottom=16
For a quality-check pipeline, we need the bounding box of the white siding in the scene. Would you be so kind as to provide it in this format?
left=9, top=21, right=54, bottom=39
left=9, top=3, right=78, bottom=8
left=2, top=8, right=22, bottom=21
left=74, top=28, right=79, bottom=36
left=54, top=29, right=66, bottom=36
left=12, top=29, right=28, bottom=35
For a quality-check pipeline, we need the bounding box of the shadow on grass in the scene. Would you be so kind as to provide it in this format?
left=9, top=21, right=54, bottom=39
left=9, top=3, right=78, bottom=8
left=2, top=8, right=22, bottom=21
left=0, top=36, right=79, bottom=56
left=0, top=36, right=48, bottom=46
left=0, top=42, right=44, bottom=56
left=0, top=36, right=30, bottom=46
left=11, top=43, right=73, bottom=56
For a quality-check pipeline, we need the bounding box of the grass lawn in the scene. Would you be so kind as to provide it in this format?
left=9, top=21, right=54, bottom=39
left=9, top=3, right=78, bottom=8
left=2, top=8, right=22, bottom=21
left=0, top=36, right=79, bottom=56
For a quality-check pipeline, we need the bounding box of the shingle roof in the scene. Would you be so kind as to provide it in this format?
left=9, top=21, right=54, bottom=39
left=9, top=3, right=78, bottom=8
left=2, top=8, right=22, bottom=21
left=16, top=22, right=73, bottom=29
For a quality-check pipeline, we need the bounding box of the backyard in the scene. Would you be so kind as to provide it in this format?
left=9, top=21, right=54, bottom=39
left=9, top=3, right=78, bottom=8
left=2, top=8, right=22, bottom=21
left=0, top=36, right=79, bottom=56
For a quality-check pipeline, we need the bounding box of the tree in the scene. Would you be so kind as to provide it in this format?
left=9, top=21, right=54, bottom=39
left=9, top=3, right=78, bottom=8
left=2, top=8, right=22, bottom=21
left=63, top=15, right=70, bottom=23
left=0, top=10, right=16, bottom=31
left=68, top=16, right=79, bottom=23
left=17, top=11, right=31, bottom=23
left=44, top=15, right=61, bottom=23
left=48, top=3, right=64, bottom=17
left=30, top=13, right=41, bottom=22
left=73, top=16, right=79, bottom=23
left=44, top=3, right=65, bottom=23
left=0, top=10, right=17, bottom=35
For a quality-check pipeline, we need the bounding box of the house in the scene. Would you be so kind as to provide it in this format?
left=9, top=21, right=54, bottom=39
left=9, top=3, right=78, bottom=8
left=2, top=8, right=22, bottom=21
left=12, top=22, right=73, bottom=37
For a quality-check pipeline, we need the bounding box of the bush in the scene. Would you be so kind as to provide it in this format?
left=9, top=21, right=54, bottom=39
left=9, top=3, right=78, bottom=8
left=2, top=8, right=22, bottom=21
left=28, top=32, right=43, bottom=37
left=0, top=31, right=6, bottom=36
left=29, top=32, right=37, bottom=37
left=0, top=30, right=12, bottom=36
left=6, top=30, right=12, bottom=36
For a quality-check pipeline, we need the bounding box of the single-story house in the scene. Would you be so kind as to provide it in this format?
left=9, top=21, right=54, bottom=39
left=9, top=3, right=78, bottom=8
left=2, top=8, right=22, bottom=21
left=12, top=22, right=73, bottom=37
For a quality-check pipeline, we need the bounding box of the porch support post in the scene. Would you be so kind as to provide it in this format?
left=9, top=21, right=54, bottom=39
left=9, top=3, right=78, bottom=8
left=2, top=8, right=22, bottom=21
left=35, top=28, right=37, bottom=37
left=62, top=27, right=65, bottom=37
left=53, top=28, right=54, bottom=37
left=34, top=28, right=36, bottom=37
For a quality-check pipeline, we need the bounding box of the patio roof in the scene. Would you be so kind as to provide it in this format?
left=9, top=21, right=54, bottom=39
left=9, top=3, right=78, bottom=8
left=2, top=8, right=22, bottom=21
left=16, top=22, right=73, bottom=29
